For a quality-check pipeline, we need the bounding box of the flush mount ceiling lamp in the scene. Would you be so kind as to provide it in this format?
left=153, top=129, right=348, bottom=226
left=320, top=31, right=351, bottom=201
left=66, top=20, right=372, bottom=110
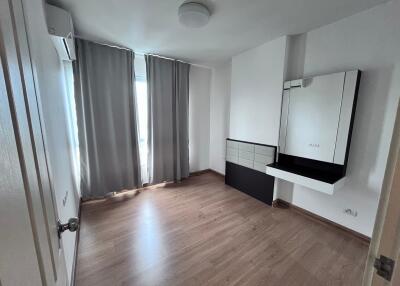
left=178, top=2, right=211, bottom=28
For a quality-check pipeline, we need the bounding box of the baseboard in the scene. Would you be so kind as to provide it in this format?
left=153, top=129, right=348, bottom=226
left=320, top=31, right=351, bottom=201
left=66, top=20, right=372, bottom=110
left=273, top=199, right=371, bottom=244
left=70, top=198, right=82, bottom=286
left=272, top=199, right=291, bottom=208
left=190, top=169, right=213, bottom=176
left=83, top=170, right=224, bottom=203
left=208, top=169, right=225, bottom=178
left=190, top=169, right=225, bottom=178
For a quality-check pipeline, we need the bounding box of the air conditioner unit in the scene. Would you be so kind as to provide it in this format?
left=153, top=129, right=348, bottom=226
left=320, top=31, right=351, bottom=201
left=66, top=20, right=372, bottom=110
left=45, top=4, right=76, bottom=61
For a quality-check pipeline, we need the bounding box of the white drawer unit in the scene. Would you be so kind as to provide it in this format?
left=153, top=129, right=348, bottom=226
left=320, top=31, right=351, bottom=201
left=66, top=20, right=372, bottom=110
left=254, top=145, right=275, bottom=157
left=238, top=142, right=254, bottom=152
left=226, top=147, right=238, bottom=158
left=238, top=158, right=254, bottom=169
left=254, top=153, right=274, bottom=165
left=226, top=155, right=238, bottom=164
left=239, top=150, right=255, bottom=161
left=226, top=141, right=239, bottom=164
left=227, top=140, right=239, bottom=149
left=226, top=139, right=276, bottom=173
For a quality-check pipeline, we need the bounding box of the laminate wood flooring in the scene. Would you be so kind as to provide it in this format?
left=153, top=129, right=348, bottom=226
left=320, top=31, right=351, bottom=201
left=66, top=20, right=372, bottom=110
left=75, top=172, right=368, bottom=286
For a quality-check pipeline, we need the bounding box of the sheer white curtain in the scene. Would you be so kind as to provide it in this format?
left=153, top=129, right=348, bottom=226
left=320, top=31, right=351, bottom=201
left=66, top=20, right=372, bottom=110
left=136, top=77, right=149, bottom=184
left=62, top=61, right=80, bottom=195
left=134, top=55, right=149, bottom=184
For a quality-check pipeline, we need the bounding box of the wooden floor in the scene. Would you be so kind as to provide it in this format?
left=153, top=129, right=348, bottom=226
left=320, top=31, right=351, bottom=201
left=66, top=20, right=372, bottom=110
left=76, top=172, right=368, bottom=286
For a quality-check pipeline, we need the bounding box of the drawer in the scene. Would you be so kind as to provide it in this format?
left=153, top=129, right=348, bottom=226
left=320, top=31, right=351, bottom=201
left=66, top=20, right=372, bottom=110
left=239, top=150, right=254, bottom=161
left=226, top=147, right=238, bottom=158
left=253, top=162, right=267, bottom=173
left=254, top=145, right=275, bottom=156
left=227, top=140, right=239, bottom=149
left=254, top=153, right=274, bottom=165
left=226, top=155, right=238, bottom=164
left=238, top=158, right=253, bottom=169
left=238, top=142, right=254, bottom=152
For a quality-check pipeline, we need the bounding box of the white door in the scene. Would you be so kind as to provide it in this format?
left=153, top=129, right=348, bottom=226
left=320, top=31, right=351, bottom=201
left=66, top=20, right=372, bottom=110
left=0, top=0, right=70, bottom=285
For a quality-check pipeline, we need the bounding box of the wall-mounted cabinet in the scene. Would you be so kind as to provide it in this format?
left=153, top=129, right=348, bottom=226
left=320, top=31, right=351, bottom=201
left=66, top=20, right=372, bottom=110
left=267, top=70, right=361, bottom=194
left=279, top=70, right=359, bottom=164
left=281, top=72, right=343, bottom=163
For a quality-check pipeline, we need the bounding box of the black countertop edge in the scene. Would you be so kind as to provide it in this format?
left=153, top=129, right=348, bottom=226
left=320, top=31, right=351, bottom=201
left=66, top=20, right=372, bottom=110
left=267, top=162, right=344, bottom=184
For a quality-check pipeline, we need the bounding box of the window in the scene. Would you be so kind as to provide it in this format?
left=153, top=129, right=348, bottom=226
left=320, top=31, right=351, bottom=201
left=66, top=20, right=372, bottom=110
left=62, top=61, right=80, bottom=191
left=135, top=54, right=149, bottom=184
left=135, top=78, right=148, bottom=184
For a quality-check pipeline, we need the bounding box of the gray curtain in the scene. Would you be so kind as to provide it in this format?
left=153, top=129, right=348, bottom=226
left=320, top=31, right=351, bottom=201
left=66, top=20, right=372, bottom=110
left=73, top=39, right=141, bottom=199
left=146, top=55, right=190, bottom=184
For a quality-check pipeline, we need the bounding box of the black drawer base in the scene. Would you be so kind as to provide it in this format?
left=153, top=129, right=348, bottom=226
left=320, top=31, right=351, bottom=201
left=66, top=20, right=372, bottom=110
left=225, top=161, right=275, bottom=206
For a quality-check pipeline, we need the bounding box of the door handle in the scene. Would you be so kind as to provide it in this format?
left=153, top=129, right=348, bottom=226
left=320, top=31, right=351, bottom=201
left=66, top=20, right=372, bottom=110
left=57, top=217, right=79, bottom=238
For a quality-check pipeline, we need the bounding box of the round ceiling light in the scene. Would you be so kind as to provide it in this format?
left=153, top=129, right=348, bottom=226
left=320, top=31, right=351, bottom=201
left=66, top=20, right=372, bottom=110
left=178, top=2, right=210, bottom=28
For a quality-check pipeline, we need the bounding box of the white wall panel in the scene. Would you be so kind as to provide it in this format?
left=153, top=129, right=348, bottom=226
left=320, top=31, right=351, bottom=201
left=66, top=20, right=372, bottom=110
left=229, top=36, right=287, bottom=146
left=283, top=72, right=345, bottom=162
left=209, top=63, right=232, bottom=174
left=189, top=66, right=212, bottom=172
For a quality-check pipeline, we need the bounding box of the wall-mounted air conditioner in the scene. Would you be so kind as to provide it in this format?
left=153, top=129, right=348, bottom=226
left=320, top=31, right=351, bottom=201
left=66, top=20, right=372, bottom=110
left=45, top=4, right=76, bottom=61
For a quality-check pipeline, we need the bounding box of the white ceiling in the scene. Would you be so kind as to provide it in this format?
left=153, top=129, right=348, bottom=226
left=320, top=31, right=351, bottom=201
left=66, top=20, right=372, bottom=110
left=49, top=0, right=387, bottom=67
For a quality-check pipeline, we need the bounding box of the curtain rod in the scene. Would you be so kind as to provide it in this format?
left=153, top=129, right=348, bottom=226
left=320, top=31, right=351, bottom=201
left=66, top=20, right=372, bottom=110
left=75, top=35, right=132, bottom=51
left=74, top=35, right=211, bottom=69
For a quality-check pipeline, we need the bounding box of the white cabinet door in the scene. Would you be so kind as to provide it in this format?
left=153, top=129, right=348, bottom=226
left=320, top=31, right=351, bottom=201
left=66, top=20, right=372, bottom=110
left=284, top=72, right=345, bottom=162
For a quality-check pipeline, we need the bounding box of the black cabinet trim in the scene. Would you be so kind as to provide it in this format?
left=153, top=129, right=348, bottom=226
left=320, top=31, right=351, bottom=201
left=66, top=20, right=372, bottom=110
left=342, top=70, right=361, bottom=173
left=270, top=154, right=345, bottom=184
left=226, top=138, right=277, bottom=149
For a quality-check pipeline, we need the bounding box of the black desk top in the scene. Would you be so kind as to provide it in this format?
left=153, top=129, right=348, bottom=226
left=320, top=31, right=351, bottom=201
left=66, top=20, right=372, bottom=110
left=267, top=162, right=344, bottom=184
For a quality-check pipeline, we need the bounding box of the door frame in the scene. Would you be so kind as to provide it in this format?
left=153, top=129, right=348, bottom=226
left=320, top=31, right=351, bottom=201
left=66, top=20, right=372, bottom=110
left=363, top=100, right=400, bottom=285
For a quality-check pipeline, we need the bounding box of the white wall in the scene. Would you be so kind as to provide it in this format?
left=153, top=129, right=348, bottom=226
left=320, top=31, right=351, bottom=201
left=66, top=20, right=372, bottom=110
left=276, top=0, right=400, bottom=237
left=23, top=0, right=80, bottom=282
left=189, top=66, right=212, bottom=172
left=207, top=1, right=400, bottom=237
left=209, top=62, right=232, bottom=174
left=229, top=36, right=287, bottom=145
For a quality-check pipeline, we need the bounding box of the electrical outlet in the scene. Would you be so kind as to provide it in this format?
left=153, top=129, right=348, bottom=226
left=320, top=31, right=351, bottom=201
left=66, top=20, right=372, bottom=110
left=344, top=208, right=358, bottom=217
